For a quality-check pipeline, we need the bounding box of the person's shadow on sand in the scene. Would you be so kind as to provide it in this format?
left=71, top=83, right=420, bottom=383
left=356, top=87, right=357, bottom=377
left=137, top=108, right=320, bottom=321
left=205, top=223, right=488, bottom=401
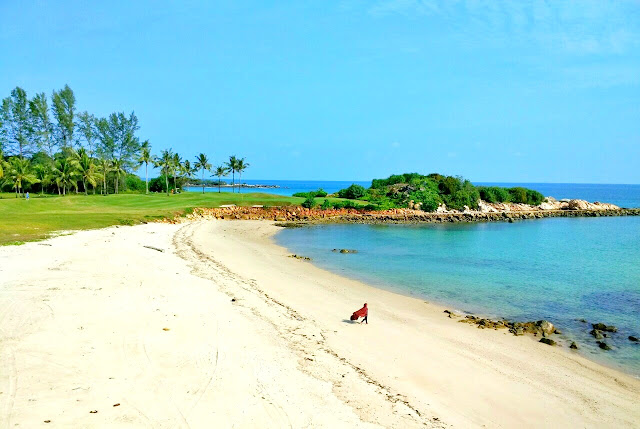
left=342, top=319, right=357, bottom=324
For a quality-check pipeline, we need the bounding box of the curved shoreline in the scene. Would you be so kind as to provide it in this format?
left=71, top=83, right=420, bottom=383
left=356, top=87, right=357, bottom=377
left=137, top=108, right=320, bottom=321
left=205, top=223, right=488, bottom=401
left=185, top=220, right=640, bottom=427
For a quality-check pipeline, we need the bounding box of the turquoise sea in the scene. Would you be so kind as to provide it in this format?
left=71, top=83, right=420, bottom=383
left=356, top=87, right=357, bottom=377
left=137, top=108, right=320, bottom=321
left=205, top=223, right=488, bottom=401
left=273, top=183, right=640, bottom=375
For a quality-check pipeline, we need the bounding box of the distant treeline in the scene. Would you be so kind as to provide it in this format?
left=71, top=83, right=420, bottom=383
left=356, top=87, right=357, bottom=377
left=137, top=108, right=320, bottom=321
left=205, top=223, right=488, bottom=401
left=0, top=85, right=249, bottom=196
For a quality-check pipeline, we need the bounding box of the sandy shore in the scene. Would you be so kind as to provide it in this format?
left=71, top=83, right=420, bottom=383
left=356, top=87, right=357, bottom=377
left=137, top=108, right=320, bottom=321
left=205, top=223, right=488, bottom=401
left=1, top=220, right=639, bottom=428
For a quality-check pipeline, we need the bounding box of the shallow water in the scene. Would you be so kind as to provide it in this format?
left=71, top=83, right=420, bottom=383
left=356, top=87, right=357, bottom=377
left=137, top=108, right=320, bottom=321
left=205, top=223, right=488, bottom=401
left=276, top=217, right=640, bottom=375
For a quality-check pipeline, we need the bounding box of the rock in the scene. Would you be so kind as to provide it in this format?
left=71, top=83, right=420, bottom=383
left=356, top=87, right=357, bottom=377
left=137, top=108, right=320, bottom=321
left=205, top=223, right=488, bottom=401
left=592, top=323, right=617, bottom=332
left=577, top=318, right=587, bottom=323
left=537, top=320, right=555, bottom=335
left=554, top=329, right=562, bottom=335
left=515, top=327, right=524, bottom=336
left=539, top=338, right=556, bottom=346
left=597, top=341, right=611, bottom=351
left=332, top=248, right=358, bottom=254
left=570, top=342, right=578, bottom=349
left=629, top=336, right=639, bottom=342
left=590, top=329, right=604, bottom=340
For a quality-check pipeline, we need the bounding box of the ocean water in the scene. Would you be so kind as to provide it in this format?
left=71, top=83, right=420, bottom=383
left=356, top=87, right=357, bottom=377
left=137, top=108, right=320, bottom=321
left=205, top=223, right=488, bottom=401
left=276, top=215, right=640, bottom=375
left=187, top=180, right=640, bottom=208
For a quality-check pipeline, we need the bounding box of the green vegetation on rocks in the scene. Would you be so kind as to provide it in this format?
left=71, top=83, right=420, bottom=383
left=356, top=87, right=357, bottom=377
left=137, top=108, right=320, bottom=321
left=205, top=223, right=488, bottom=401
left=335, top=173, right=545, bottom=212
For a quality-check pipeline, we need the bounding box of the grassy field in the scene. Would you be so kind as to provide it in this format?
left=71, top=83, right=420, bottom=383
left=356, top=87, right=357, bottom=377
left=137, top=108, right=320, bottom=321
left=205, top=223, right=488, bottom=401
left=0, top=191, right=346, bottom=245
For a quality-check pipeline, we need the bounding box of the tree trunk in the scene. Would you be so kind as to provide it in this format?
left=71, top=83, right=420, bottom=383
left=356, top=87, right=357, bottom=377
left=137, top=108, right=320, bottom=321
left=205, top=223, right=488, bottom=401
left=238, top=173, right=242, bottom=194
left=115, top=175, right=118, bottom=194
left=83, top=179, right=87, bottom=195
left=202, top=169, right=205, bottom=194
left=218, top=176, right=221, bottom=193
left=145, top=163, right=149, bottom=194
left=165, top=173, right=169, bottom=196
left=232, top=171, right=235, bottom=193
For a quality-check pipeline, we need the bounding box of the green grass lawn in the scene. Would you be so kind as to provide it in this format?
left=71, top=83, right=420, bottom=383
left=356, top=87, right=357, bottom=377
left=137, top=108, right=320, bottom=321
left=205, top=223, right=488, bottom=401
left=0, top=191, right=349, bottom=245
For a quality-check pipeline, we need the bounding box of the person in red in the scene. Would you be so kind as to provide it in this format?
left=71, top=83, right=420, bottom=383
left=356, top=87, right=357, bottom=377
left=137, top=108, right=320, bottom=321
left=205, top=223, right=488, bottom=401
left=350, top=303, right=368, bottom=324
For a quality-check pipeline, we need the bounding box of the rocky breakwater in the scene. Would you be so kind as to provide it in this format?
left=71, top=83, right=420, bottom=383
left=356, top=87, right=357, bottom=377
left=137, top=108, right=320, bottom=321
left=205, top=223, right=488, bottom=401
left=164, top=201, right=640, bottom=225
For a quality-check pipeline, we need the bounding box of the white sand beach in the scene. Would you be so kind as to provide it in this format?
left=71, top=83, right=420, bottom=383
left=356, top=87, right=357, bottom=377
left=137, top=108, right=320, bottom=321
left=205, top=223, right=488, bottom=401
left=1, top=220, right=639, bottom=428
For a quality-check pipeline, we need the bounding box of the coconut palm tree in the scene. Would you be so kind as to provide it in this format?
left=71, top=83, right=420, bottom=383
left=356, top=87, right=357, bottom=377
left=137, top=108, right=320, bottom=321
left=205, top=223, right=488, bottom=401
left=194, top=153, right=211, bottom=194
left=53, top=157, right=78, bottom=196
left=171, top=153, right=182, bottom=193
left=225, top=155, right=239, bottom=193
left=138, top=140, right=153, bottom=194
left=4, top=157, right=39, bottom=197
left=235, top=158, right=250, bottom=194
left=75, top=150, right=99, bottom=194
left=154, top=149, right=174, bottom=195
left=97, top=158, right=111, bottom=195
left=111, top=158, right=126, bottom=194
left=34, top=163, right=52, bottom=195
left=212, top=165, right=230, bottom=193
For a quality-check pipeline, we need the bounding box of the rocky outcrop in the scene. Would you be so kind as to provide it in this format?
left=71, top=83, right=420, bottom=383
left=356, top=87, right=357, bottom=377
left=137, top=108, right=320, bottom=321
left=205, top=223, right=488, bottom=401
left=592, top=323, right=617, bottom=332
left=332, top=249, right=358, bottom=254
left=539, top=338, right=556, bottom=346
left=165, top=206, right=640, bottom=225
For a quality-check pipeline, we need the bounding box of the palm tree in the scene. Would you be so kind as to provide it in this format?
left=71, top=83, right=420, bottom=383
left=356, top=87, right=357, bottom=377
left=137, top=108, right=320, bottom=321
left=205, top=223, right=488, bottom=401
left=74, top=148, right=98, bottom=195
left=111, top=158, right=126, bottom=194
left=171, top=153, right=182, bottom=193
left=138, top=140, right=153, bottom=194
left=34, top=163, right=52, bottom=195
left=97, top=158, right=111, bottom=195
left=212, top=165, right=230, bottom=193
left=235, top=158, right=250, bottom=194
left=5, top=157, right=39, bottom=197
left=194, top=153, right=211, bottom=194
left=154, top=149, right=174, bottom=195
left=225, top=155, right=239, bottom=193
left=53, top=157, right=78, bottom=196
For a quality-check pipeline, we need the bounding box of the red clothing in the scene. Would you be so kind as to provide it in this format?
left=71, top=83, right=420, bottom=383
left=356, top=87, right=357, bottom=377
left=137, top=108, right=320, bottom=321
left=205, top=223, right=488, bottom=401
left=352, top=303, right=368, bottom=319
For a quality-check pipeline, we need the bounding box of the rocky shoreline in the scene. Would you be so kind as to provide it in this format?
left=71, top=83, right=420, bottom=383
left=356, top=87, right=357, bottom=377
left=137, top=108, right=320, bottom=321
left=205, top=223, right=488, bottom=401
left=171, top=205, right=640, bottom=225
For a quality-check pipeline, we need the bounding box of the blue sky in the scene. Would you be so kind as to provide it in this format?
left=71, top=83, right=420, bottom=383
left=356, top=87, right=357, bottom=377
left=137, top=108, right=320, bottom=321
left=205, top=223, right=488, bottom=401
left=1, top=0, right=639, bottom=183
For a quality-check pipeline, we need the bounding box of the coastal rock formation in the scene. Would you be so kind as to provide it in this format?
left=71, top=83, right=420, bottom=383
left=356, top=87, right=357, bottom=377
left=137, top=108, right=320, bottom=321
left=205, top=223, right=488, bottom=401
left=592, top=323, right=617, bottom=332
left=332, top=249, right=358, bottom=254
left=597, top=341, right=612, bottom=351
left=165, top=205, right=640, bottom=226
left=570, top=342, right=579, bottom=349
left=629, top=336, right=639, bottom=342
left=539, top=338, right=556, bottom=346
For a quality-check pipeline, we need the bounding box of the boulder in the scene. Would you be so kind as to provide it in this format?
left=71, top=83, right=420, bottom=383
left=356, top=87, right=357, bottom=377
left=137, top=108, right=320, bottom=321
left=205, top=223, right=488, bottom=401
left=597, top=341, right=611, bottom=351
left=592, top=323, right=617, bottom=332
left=537, top=320, right=555, bottom=335
left=590, top=329, right=604, bottom=340
left=570, top=342, right=578, bottom=349
left=629, top=336, right=639, bottom=342
left=539, top=338, right=556, bottom=346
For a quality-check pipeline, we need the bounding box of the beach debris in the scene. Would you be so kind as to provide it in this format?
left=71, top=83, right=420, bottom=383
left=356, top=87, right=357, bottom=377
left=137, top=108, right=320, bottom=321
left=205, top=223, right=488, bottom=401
left=539, top=338, right=556, bottom=346
left=44, top=420, right=51, bottom=423
left=90, top=410, right=98, bottom=414
left=332, top=248, right=358, bottom=254
left=592, top=323, right=617, bottom=332
left=289, top=254, right=311, bottom=261
left=162, top=328, right=170, bottom=331
left=143, top=245, right=164, bottom=252
left=113, top=403, right=120, bottom=407
left=590, top=329, right=604, bottom=339
left=597, top=341, right=612, bottom=351
left=629, top=336, right=639, bottom=342
left=570, top=342, right=578, bottom=349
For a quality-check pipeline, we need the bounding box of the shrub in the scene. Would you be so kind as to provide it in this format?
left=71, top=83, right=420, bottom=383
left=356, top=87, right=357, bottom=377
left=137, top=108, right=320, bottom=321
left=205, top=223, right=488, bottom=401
left=293, top=188, right=327, bottom=198
left=336, top=184, right=366, bottom=199
left=301, top=194, right=316, bottom=208
left=320, top=199, right=331, bottom=210
left=125, top=174, right=146, bottom=192
left=508, top=187, right=529, bottom=204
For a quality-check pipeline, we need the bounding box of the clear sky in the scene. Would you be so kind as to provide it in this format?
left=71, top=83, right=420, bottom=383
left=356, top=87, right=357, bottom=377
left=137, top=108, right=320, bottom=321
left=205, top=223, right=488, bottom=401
left=1, top=1, right=639, bottom=183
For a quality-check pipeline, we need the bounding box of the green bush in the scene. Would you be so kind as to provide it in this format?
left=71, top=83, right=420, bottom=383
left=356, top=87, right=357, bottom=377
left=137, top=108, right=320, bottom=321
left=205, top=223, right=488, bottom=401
left=301, top=194, right=316, bottom=208
left=125, top=174, right=146, bottom=192
left=320, top=199, right=331, bottom=210
left=293, top=188, right=328, bottom=199
left=336, top=184, right=366, bottom=199
left=508, top=187, right=529, bottom=204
